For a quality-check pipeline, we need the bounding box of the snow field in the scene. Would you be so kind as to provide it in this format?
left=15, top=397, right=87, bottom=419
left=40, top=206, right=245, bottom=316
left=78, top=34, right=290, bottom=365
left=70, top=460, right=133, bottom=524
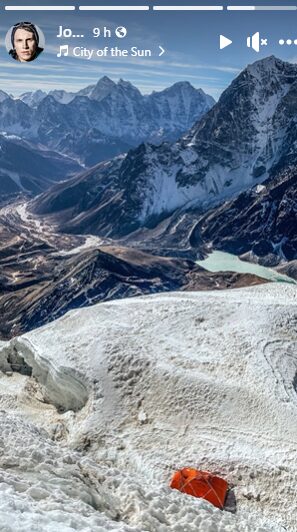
left=0, top=284, right=296, bottom=531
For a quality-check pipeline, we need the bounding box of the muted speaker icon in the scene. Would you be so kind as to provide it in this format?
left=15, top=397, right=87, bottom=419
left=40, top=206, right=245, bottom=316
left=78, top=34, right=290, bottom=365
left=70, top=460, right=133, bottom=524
left=247, top=32, right=268, bottom=52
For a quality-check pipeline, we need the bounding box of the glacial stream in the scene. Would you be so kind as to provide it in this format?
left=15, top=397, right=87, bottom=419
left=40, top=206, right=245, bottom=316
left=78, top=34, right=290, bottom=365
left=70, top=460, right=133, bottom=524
left=197, top=250, right=297, bottom=284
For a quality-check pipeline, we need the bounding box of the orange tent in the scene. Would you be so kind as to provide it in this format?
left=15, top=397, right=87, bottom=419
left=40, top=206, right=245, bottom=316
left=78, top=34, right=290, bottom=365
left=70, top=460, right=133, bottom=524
left=170, top=468, right=228, bottom=509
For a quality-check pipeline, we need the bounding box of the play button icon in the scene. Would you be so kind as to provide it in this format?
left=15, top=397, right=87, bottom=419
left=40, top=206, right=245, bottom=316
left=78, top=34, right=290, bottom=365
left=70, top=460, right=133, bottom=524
left=220, top=35, right=233, bottom=50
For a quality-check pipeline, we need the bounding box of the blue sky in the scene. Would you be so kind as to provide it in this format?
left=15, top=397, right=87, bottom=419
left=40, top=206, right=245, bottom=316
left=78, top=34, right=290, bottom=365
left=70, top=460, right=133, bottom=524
left=0, top=0, right=297, bottom=98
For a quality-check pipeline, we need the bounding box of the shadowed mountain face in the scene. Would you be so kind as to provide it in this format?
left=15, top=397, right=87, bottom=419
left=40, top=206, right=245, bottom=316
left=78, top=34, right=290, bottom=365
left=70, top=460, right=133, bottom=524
left=189, top=165, right=297, bottom=266
left=31, top=57, right=297, bottom=246
left=0, top=134, right=81, bottom=198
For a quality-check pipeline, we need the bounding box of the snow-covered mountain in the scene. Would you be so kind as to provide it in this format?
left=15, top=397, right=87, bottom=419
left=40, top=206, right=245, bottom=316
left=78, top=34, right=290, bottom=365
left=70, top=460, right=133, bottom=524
left=0, top=97, right=33, bottom=134
left=12, top=77, right=215, bottom=164
left=148, top=81, right=215, bottom=141
left=19, top=76, right=119, bottom=106
left=18, top=89, right=47, bottom=107
left=32, top=57, right=297, bottom=240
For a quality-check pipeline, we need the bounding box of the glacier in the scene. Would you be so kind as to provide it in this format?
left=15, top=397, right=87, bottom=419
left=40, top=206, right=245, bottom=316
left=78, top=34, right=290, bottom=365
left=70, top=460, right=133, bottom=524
left=0, top=284, right=296, bottom=530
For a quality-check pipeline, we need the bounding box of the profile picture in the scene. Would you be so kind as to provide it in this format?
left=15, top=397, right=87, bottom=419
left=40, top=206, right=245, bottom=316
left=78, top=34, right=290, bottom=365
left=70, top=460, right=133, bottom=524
left=6, top=22, right=45, bottom=62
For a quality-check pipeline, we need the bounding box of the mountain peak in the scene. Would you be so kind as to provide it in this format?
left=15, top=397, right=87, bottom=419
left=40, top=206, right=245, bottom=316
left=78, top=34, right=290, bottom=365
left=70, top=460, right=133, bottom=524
left=118, top=78, right=130, bottom=84
left=245, top=55, right=295, bottom=77
left=118, top=78, right=137, bottom=89
left=88, top=76, right=116, bottom=101
left=216, top=55, right=297, bottom=106
left=96, top=75, right=115, bottom=86
left=94, top=76, right=116, bottom=92
left=117, top=79, right=143, bottom=98
left=164, top=81, right=197, bottom=94
left=172, top=81, right=193, bottom=89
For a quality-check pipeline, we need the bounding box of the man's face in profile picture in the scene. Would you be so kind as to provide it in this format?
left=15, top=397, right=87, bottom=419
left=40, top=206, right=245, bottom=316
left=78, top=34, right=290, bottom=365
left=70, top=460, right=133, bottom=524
left=14, top=27, right=37, bottom=62
left=9, top=23, right=44, bottom=62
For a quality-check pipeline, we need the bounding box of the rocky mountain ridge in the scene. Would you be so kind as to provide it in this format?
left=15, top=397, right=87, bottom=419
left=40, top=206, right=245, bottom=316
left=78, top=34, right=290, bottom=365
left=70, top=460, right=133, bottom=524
left=0, top=78, right=215, bottom=166
left=32, top=57, right=297, bottom=248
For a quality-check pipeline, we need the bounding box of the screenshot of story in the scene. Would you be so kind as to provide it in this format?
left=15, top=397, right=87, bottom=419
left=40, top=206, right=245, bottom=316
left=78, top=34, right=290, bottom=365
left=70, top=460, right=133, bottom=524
left=1, top=3, right=297, bottom=531
left=1, top=0, right=297, bottom=98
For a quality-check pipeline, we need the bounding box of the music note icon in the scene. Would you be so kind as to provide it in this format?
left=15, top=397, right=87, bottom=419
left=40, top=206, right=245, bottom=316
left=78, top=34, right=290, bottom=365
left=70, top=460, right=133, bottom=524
left=57, top=45, right=69, bottom=58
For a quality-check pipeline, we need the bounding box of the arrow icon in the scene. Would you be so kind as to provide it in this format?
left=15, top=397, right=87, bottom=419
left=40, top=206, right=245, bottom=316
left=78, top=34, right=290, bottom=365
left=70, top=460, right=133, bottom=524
left=159, top=45, right=165, bottom=57
left=220, top=35, right=232, bottom=50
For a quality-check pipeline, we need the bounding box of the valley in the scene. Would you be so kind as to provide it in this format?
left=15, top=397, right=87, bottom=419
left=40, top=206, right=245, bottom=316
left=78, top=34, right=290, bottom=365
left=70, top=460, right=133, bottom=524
left=1, top=57, right=296, bottom=339
left=0, top=198, right=267, bottom=340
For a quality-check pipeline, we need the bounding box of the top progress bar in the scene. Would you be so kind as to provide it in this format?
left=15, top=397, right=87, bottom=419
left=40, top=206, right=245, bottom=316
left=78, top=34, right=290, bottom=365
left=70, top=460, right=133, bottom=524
left=4, top=4, right=297, bottom=10
left=153, top=5, right=223, bottom=9
left=227, top=5, right=297, bottom=9
left=5, top=5, right=148, bottom=10
left=79, top=5, right=149, bottom=9
left=5, top=5, right=75, bottom=9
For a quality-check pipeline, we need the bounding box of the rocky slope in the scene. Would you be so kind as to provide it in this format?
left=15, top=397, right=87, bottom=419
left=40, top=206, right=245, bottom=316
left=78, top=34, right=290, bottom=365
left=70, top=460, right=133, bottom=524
left=277, top=260, right=297, bottom=280
left=189, top=164, right=297, bottom=266
left=0, top=200, right=265, bottom=340
left=32, top=57, right=297, bottom=242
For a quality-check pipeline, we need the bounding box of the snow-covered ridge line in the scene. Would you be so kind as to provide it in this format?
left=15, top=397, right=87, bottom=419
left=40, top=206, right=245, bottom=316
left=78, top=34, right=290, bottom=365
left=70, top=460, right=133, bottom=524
left=0, top=337, right=90, bottom=412
left=0, top=77, right=216, bottom=171
left=33, top=56, right=297, bottom=243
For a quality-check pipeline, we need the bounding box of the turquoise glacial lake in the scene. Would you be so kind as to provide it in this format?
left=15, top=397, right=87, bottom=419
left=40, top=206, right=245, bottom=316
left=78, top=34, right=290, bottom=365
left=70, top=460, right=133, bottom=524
left=197, top=251, right=296, bottom=285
